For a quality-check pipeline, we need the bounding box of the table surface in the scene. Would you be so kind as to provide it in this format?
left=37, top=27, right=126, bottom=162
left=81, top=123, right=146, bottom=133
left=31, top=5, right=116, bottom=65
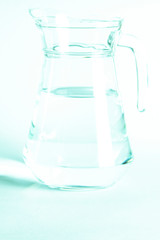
left=0, top=140, right=160, bottom=240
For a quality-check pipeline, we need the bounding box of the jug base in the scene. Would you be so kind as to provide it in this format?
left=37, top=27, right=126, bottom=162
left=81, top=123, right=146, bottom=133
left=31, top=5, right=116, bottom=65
left=45, top=185, right=112, bottom=191
left=24, top=159, right=133, bottom=191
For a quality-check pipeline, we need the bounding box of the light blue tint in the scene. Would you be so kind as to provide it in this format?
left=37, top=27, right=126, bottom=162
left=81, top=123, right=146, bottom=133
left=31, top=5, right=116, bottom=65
left=23, top=9, right=147, bottom=190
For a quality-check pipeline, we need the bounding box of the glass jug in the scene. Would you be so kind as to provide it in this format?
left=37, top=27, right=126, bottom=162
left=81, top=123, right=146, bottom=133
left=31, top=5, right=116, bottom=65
left=23, top=9, right=148, bottom=190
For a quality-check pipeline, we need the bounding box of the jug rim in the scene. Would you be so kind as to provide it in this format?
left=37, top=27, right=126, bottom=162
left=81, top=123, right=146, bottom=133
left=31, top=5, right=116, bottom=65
left=29, top=8, right=123, bottom=29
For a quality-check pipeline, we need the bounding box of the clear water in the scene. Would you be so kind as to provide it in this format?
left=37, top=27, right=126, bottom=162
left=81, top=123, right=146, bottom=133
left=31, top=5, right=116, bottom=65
left=23, top=87, right=132, bottom=189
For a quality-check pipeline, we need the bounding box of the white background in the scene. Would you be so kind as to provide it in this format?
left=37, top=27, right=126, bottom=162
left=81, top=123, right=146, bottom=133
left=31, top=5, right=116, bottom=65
left=0, top=1, right=160, bottom=240
left=0, top=0, right=159, bottom=161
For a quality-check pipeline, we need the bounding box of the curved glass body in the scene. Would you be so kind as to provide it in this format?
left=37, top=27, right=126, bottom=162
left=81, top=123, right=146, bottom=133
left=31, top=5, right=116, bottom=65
left=23, top=9, right=147, bottom=190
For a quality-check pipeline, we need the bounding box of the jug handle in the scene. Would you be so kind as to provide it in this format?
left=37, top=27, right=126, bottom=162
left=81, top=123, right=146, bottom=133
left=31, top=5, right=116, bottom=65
left=117, top=34, right=148, bottom=112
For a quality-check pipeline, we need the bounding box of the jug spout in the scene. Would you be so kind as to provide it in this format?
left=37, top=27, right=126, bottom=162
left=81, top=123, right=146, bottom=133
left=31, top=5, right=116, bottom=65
left=29, top=8, right=123, bottom=57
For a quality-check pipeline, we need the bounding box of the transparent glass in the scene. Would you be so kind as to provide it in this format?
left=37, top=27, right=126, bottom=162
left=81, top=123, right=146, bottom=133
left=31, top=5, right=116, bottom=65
left=23, top=9, right=147, bottom=190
